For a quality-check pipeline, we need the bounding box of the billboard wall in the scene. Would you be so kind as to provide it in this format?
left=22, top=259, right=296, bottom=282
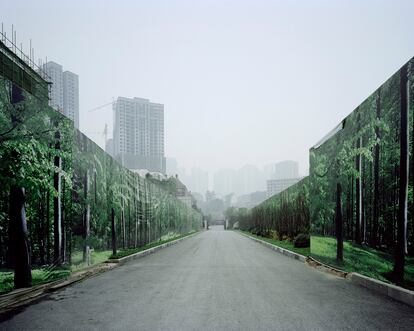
left=309, top=59, right=414, bottom=286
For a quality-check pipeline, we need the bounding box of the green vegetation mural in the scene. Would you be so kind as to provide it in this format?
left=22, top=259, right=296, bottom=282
left=232, top=58, right=414, bottom=290
left=0, top=53, right=202, bottom=292
left=309, top=59, right=414, bottom=287
left=237, top=178, right=310, bottom=244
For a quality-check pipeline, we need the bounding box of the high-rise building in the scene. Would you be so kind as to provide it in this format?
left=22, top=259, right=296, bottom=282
left=237, top=165, right=263, bottom=194
left=189, top=167, right=209, bottom=195
left=43, top=61, right=63, bottom=111
left=274, top=160, right=299, bottom=179
left=213, top=169, right=237, bottom=197
left=43, top=61, right=79, bottom=129
left=63, top=71, right=79, bottom=129
left=113, top=96, right=165, bottom=173
left=236, top=191, right=267, bottom=208
left=267, top=177, right=301, bottom=197
left=265, top=160, right=300, bottom=197
left=213, top=165, right=264, bottom=197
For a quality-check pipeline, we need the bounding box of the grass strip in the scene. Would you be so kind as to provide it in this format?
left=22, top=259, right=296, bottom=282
left=109, top=231, right=198, bottom=259
left=239, top=230, right=310, bottom=256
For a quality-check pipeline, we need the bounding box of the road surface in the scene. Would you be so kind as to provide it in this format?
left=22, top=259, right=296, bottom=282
left=2, top=226, right=414, bottom=330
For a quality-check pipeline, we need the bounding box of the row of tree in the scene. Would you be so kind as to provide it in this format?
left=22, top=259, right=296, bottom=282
left=310, top=60, right=413, bottom=285
left=229, top=59, right=413, bottom=286
left=0, top=77, right=202, bottom=288
left=233, top=178, right=310, bottom=240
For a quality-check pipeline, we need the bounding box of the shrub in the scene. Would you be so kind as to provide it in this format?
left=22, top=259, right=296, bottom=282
left=294, top=233, right=310, bottom=248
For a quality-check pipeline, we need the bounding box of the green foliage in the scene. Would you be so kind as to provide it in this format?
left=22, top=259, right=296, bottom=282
left=240, top=231, right=310, bottom=256
left=225, top=207, right=250, bottom=230
left=293, top=233, right=310, bottom=248
left=311, top=236, right=414, bottom=290
left=0, top=71, right=202, bottom=276
left=309, top=59, right=414, bottom=288
left=109, top=231, right=196, bottom=259
left=70, top=250, right=112, bottom=271
left=310, top=61, right=413, bottom=248
left=238, top=178, right=309, bottom=240
left=0, top=268, right=70, bottom=294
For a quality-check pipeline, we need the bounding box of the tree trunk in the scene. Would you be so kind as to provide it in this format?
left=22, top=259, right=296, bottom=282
left=361, top=155, right=366, bottom=244
left=372, top=88, right=381, bottom=247
left=135, top=220, right=138, bottom=248
left=148, top=221, right=151, bottom=244
left=8, top=85, right=32, bottom=287
left=46, top=186, right=51, bottom=264
left=38, top=196, right=45, bottom=265
left=53, top=127, right=62, bottom=265
left=83, top=170, right=91, bottom=265
left=121, top=209, right=125, bottom=249
left=350, top=175, right=354, bottom=239
left=61, top=178, right=66, bottom=264
left=111, top=208, right=117, bottom=255
left=394, top=64, right=409, bottom=285
left=128, top=204, right=131, bottom=248
left=10, top=187, right=32, bottom=288
left=355, top=113, right=362, bottom=245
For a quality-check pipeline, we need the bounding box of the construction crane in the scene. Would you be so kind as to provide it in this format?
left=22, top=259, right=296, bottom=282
left=88, top=99, right=116, bottom=112
left=86, top=99, right=116, bottom=147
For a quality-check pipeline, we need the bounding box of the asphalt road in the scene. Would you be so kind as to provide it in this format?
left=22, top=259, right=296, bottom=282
left=2, top=226, right=414, bottom=330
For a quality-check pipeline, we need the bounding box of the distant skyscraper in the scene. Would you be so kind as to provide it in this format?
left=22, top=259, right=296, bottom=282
left=236, top=191, right=267, bottom=208
left=274, top=160, right=299, bottom=179
left=190, top=167, right=209, bottom=194
left=213, top=169, right=237, bottom=197
left=63, top=71, right=79, bottom=129
left=264, top=160, right=300, bottom=197
left=263, top=163, right=276, bottom=181
left=43, top=61, right=79, bottom=129
left=43, top=61, right=63, bottom=111
left=267, top=177, right=301, bottom=197
left=113, top=96, right=165, bottom=173
left=237, top=165, right=263, bottom=195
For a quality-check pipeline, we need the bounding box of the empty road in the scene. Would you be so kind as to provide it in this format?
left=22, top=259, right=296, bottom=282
left=2, top=226, right=414, bottom=330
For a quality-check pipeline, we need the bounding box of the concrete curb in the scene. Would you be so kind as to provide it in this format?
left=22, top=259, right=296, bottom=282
left=237, top=231, right=307, bottom=263
left=347, top=272, right=414, bottom=307
left=108, top=231, right=202, bottom=265
left=0, top=231, right=202, bottom=315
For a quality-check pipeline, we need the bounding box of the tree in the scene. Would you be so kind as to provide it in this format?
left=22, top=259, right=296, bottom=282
left=372, top=88, right=381, bottom=247
left=53, top=123, right=62, bottom=265
left=393, top=64, right=409, bottom=285
left=9, top=187, right=32, bottom=288
left=335, top=182, right=343, bottom=261
left=355, top=110, right=362, bottom=245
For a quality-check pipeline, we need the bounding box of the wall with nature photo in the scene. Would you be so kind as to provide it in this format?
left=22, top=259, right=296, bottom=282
left=0, top=63, right=202, bottom=283
left=239, top=178, right=310, bottom=240
left=309, top=58, right=414, bottom=287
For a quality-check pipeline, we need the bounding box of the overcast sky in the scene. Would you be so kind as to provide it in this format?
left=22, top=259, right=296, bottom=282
left=2, top=0, right=414, bottom=176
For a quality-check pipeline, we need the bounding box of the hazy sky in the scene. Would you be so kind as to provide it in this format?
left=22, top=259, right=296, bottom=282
left=2, top=0, right=414, bottom=176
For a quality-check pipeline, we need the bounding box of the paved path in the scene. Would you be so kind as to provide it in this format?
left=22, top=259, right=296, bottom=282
left=2, top=226, right=414, bottom=330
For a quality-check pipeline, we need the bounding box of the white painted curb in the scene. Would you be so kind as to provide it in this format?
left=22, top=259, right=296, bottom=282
left=109, top=231, right=202, bottom=265
left=348, top=272, right=414, bottom=307
left=238, top=231, right=307, bottom=263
